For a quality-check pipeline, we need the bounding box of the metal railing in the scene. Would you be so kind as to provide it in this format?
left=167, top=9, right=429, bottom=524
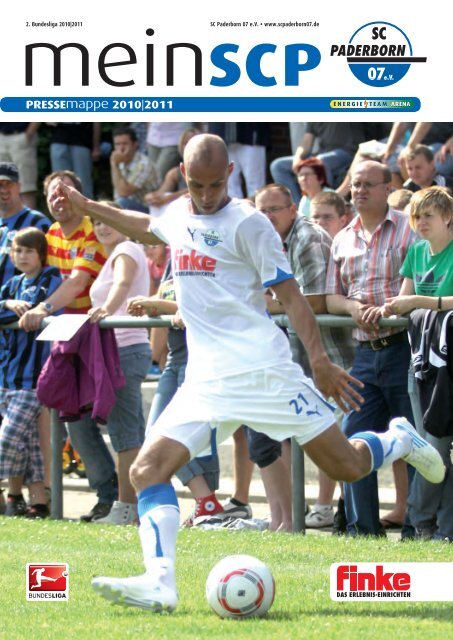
left=2, top=314, right=409, bottom=526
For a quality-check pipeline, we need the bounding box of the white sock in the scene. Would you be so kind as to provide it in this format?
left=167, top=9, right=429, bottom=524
left=137, top=484, right=180, bottom=573
left=350, top=430, right=411, bottom=471
left=378, top=430, right=411, bottom=466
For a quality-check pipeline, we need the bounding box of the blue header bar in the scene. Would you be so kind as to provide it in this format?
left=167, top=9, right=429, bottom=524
left=0, top=96, right=420, bottom=113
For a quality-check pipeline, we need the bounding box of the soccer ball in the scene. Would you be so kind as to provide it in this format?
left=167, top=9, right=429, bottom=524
left=205, top=554, right=275, bottom=619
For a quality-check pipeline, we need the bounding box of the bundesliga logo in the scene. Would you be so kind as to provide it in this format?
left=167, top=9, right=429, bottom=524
left=26, top=563, right=69, bottom=601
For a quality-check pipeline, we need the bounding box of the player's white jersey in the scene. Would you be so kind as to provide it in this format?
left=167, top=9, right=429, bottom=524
left=150, top=197, right=294, bottom=382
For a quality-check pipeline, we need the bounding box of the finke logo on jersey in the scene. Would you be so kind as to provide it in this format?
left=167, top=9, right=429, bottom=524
left=26, top=563, right=69, bottom=601
left=174, top=248, right=216, bottom=277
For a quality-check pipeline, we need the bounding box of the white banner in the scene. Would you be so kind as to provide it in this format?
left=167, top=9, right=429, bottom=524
left=1, top=0, right=449, bottom=120
left=331, top=563, right=453, bottom=602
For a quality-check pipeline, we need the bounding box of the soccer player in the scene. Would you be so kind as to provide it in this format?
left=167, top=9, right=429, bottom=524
left=52, top=134, right=445, bottom=613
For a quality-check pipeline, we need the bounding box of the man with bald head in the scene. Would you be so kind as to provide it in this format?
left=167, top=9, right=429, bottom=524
left=326, top=160, right=418, bottom=537
left=52, top=139, right=443, bottom=612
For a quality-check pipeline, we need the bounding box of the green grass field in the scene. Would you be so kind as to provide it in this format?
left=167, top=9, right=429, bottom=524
left=1, top=518, right=453, bottom=640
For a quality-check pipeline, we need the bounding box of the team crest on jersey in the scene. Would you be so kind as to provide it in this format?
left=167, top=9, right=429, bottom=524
left=201, top=229, right=222, bottom=247
left=83, top=249, right=95, bottom=262
left=7, top=230, right=17, bottom=242
left=24, top=286, right=37, bottom=295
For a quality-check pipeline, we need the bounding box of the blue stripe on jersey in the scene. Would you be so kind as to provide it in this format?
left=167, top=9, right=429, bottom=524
left=263, top=266, right=294, bottom=288
left=0, top=266, right=62, bottom=389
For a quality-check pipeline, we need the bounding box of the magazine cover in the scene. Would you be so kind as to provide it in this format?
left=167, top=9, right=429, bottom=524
left=1, top=1, right=452, bottom=639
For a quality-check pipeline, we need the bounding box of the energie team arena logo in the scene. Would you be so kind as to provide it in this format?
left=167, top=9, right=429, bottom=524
left=330, top=21, right=427, bottom=87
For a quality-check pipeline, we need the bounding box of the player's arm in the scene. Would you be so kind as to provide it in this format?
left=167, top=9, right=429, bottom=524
left=272, top=278, right=327, bottom=362
left=52, top=181, right=163, bottom=245
left=272, top=278, right=364, bottom=412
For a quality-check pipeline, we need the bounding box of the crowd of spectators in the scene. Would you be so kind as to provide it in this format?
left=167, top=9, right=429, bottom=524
left=0, top=121, right=452, bottom=542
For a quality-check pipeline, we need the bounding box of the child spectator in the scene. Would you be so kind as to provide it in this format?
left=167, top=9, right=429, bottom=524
left=383, top=186, right=453, bottom=540
left=0, top=228, right=62, bottom=518
left=387, top=188, right=414, bottom=212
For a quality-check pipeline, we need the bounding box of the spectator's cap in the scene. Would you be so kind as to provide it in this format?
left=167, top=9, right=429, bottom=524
left=0, top=162, right=19, bottom=182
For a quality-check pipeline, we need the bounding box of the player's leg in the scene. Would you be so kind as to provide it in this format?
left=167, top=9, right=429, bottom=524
left=91, top=412, right=226, bottom=613
left=92, top=434, right=189, bottom=611
left=257, top=363, right=445, bottom=488
left=303, top=418, right=445, bottom=486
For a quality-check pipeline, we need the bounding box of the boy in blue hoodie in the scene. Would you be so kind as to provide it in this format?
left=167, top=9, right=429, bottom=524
left=0, top=227, right=62, bottom=518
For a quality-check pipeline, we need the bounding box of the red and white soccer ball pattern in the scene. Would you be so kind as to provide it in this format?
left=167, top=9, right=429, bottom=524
left=206, top=554, right=275, bottom=618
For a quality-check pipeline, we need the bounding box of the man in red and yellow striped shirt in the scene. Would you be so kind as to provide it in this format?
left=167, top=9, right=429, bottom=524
left=20, top=170, right=106, bottom=324
left=46, top=213, right=105, bottom=313
left=19, top=170, right=116, bottom=523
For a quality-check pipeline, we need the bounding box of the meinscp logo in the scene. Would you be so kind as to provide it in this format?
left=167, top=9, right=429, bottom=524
left=330, top=563, right=453, bottom=601
left=26, top=563, right=69, bottom=601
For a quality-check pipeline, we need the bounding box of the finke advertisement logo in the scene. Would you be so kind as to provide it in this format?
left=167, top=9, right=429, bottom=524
left=330, top=563, right=453, bottom=602
left=26, top=563, right=69, bottom=601
left=334, top=564, right=411, bottom=599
